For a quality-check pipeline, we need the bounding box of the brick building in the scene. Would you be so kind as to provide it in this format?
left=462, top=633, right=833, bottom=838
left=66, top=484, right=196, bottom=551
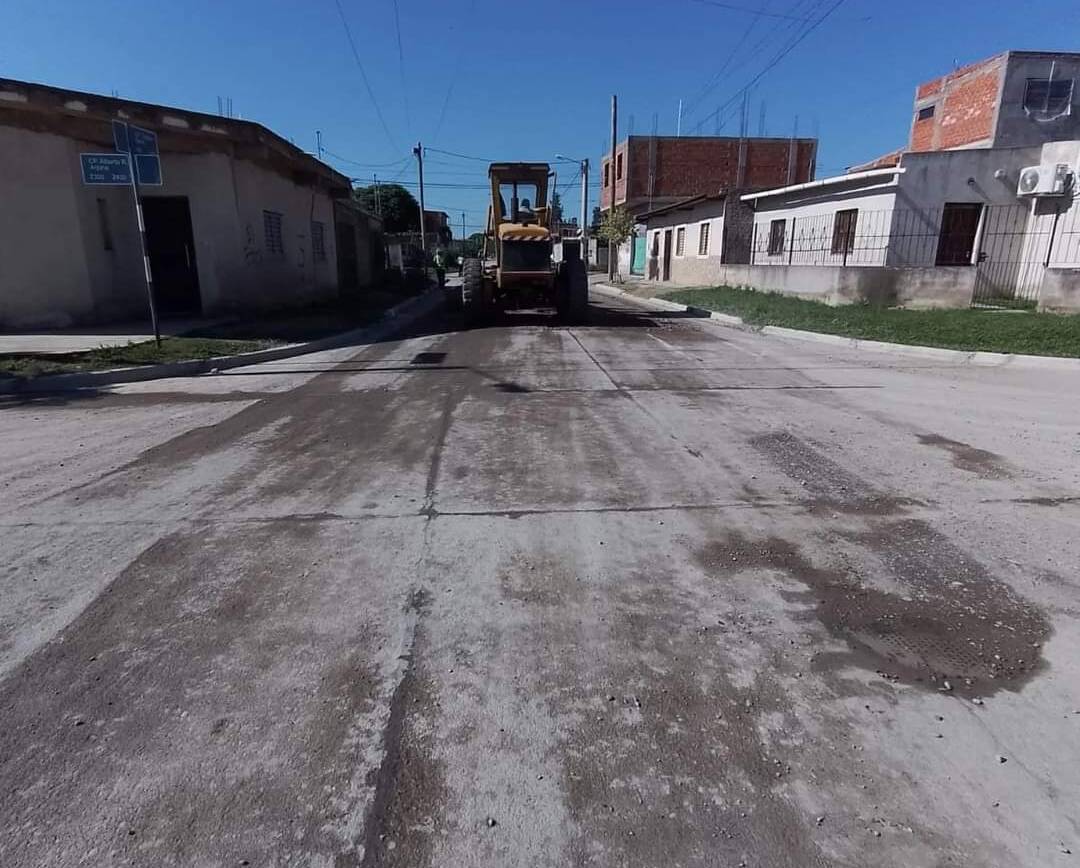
left=851, top=51, right=1080, bottom=173
left=600, top=135, right=817, bottom=216
left=910, top=51, right=1080, bottom=153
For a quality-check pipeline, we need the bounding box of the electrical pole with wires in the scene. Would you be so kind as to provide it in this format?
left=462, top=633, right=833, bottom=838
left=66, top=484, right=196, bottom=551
left=373, top=174, right=381, bottom=217
left=413, top=141, right=427, bottom=266
left=316, top=130, right=323, bottom=161
left=580, top=158, right=589, bottom=268
left=608, top=94, right=618, bottom=281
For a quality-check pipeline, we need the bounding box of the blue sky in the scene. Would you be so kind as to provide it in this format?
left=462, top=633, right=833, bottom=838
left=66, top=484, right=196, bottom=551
left=4, top=0, right=1078, bottom=235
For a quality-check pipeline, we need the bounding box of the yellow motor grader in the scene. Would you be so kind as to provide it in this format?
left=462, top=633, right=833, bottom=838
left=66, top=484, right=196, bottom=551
left=459, top=162, right=587, bottom=324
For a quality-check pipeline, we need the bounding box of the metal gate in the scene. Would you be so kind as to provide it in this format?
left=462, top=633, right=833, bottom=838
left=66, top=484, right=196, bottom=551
left=972, top=204, right=1051, bottom=309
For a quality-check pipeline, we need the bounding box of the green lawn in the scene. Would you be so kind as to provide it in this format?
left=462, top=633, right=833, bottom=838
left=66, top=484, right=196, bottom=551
left=0, top=336, right=276, bottom=378
left=662, top=285, right=1080, bottom=358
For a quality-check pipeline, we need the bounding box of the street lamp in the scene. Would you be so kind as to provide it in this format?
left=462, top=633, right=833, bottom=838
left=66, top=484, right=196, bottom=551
left=554, top=154, right=590, bottom=266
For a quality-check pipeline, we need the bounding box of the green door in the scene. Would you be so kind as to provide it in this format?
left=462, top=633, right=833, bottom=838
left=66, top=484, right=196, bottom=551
left=631, top=236, right=647, bottom=275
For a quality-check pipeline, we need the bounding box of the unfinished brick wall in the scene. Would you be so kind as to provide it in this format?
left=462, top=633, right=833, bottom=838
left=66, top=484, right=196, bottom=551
left=909, top=55, right=1005, bottom=152
left=607, top=136, right=815, bottom=211
left=600, top=141, right=629, bottom=210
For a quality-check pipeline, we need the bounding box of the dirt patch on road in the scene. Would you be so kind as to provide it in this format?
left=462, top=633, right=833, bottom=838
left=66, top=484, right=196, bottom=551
left=697, top=525, right=1049, bottom=698
left=554, top=577, right=828, bottom=868
left=741, top=430, right=1049, bottom=696
left=359, top=588, right=445, bottom=868
left=751, top=431, right=919, bottom=515
left=916, top=433, right=1012, bottom=479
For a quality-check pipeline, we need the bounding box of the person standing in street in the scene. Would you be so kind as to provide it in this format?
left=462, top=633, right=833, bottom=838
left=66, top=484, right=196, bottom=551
left=433, top=247, right=447, bottom=290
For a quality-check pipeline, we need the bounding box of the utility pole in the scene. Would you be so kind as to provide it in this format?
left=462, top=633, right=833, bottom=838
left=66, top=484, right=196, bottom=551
left=373, top=174, right=381, bottom=218
left=608, top=94, right=617, bottom=281
left=413, top=141, right=427, bottom=264
left=461, top=211, right=466, bottom=251
left=580, top=158, right=589, bottom=267
left=316, top=130, right=323, bottom=161
left=676, top=99, right=683, bottom=137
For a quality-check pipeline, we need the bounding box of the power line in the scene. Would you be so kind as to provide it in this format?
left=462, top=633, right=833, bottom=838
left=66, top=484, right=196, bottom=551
left=332, top=0, right=398, bottom=149
left=687, top=0, right=819, bottom=21
left=691, top=0, right=844, bottom=133
left=684, top=0, right=774, bottom=116
left=390, top=0, right=410, bottom=133
left=430, top=0, right=477, bottom=145
left=686, top=0, right=816, bottom=122
left=323, top=148, right=411, bottom=169
left=423, top=146, right=494, bottom=163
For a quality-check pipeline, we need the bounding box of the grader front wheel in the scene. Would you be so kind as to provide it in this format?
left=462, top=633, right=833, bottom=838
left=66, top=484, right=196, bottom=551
left=461, top=258, right=486, bottom=327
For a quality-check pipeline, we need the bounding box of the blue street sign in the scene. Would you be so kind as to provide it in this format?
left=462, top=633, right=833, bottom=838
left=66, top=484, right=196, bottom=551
left=81, top=153, right=132, bottom=185
left=112, top=120, right=158, bottom=155
left=112, top=120, right=129, bottom=153
left=134, top=154, right=162, bottom=186
left=129, top=125, right=158, bottom=156
left=111, top=120, right=162, bottom=184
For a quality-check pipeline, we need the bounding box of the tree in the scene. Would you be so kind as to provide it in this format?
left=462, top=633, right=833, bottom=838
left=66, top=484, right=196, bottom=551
left=462, top=232, right=487, bottom=258
left=550, top=192, right=564, bottom=225
left=353, top=183, right=420, bottom=233
left=590, top=206, right=602, bottom=232
left=598, top=206, right=635, bottom=282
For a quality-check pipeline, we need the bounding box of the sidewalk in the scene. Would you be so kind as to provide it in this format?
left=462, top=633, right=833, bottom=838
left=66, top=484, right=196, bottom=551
left=0, top=317, right=219, bottom=355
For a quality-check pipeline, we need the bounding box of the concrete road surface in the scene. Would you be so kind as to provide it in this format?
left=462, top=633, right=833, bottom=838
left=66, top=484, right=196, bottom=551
left=2, top=293, right=1079, bottom=867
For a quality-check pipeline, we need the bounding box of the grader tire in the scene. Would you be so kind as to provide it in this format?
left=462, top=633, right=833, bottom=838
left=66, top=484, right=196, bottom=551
left=461, top=258, right=485, bottom=327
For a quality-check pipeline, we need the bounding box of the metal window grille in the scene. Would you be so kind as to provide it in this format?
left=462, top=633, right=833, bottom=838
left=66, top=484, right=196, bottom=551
left=698, top=222, right=710, bottom=255
left=830, top=209, right=858, bottom=255
left=311, top=221, right=326, bottom=261
left=675, top=227, right=686, bottom=256
left=767, top=219, right=786, bottom=255
left=917, top=104, right=935, bottom=121
left=746, top=203, right=1070, bottom=309
left=263, top=210, right=284, bottom=256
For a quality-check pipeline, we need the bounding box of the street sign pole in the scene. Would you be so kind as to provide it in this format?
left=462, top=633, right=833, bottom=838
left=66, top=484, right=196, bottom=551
left=119, top=122, right=160, bottom=346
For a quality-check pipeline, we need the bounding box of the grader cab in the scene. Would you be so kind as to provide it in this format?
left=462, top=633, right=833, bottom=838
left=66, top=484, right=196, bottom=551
left=459, top=162, right=587, bottom=324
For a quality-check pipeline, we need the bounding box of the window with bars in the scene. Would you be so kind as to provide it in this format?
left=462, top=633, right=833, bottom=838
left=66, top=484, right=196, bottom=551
left=831, top=209, right=858, bottom=255
left=311, top=220, right=326, bottom=261
left=767, top=219, right=786, bottom=255
left=263, top=210, right=284, bottom=257
left=916, top=104, right=935, bottom=121
left=698, top=222, right=710, bottom=256
left=675, top=226, right=686, bottom=256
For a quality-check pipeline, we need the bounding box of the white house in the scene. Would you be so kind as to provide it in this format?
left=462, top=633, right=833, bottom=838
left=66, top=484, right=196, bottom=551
left=740, top=141, right=1080, bottom=310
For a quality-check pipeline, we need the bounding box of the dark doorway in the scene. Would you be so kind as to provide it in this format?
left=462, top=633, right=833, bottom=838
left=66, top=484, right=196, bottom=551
left=662, top=229, right=673, bottom=280
left=336, top=219, right=359, bottom=290
left=935, top=203, right=982, bottom=266
left=142, top=196, right=201, bottom=315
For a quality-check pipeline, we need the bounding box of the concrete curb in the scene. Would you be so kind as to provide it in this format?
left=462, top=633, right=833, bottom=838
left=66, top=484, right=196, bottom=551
left=0, top=289, right=444, bottom=395
left=592, top=282, right=1080, bottom=371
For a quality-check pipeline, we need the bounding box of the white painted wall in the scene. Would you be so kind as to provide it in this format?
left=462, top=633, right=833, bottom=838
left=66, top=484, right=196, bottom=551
left=1030, top=140, right=1080, bottom=269
left=0, top=127, right=96, bottom=327
left=747, top=175, right=900, bottom=268
left=0, top=123, right=340, bottom=327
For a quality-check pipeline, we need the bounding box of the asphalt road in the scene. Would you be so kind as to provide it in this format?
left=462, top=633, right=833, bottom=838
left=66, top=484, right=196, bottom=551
left=2, top=290, right=1079, bottom=867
